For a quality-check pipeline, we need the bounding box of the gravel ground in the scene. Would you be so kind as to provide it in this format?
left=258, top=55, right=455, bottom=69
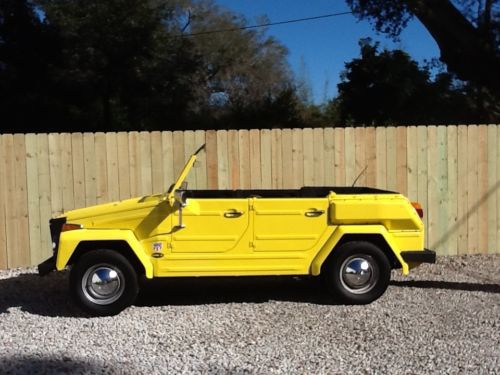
left=0, top=254, right=499, bottom=374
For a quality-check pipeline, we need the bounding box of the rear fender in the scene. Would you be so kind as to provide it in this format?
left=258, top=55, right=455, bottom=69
left=311, top=225, right=409, bottom=276
left=56, top=229, right=153, bottom=278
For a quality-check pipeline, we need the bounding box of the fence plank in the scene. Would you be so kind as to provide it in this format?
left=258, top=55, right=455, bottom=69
left=417, top=126, right=428, bottom=247
left=344, top=127, right=355, bottom=185
left=375, top=127, right=387, bottom=190
left=37, top=133, right=52, bottom=260
left=437, top=126, right=448, bottom=255
left=354, top=127, right=366, bottom=186
left=83, top=133, right=96, bottom=206
left=323, top=128, right=335, bottom=185
left=477, top=125, right=488, bottom=253
left=467, top=125, right=479, bottom=253
left=446, top=126, right=458, bottom=255
left=0, top=136, right=8, bottom=268
left=281, top=129, right=293, bottom=188
left=48, top=134, right=63, bottom=216
left=172, top=131, right=184, bottom=182
left=183, top=131, right=196, bottom=189
left=151, top=131, right=164, bottom=194
left=497, top=126, right=500, bottom=254
left=238, top=130, right=251, bottom=189
left=139, top=132, right=152, bottom=196
left=25, top=134, right=41, bottom=265
left=117, top=132, right=130, bottom=200
left=60, top=133, right=74, bottom=212
left=486, top=125, right=497, bottom=254
left=406, top=126, right=417, bottom=201
left=217, top=130, right=229, bottom=189
left=206, top=130, right=218, bottom=189
left=194, top=130, right=207, bottom=189
left=427, top=126, right=439, bottom=250
left=365, top=127, right=376, bottom=187
left=271, top=129, right=283, bottom=188
left=72, top=133, right=85, bottom=209
left=302, top=128, right=314, bottom=186
left=228, top=130, right=240, bottom=189
left=396, top=127, right=407, bottom=195
left=333, top=128, right=344, bottom=186
left=457, top=125, right=469, bottom=254
left=161, top=131, right=174, bottom=189
left=95, top=132, right=108, bottom=204
left=3, top=135, right=16, bottom=268
left=313, top=128, right=324, bottom=186
left=260, top=129, right=272, bottom=188
left=128, top=132, right=140, bottom=198
left=13, top=134, right=29, bottom=267
left=386, top=127, right=397, bottom=192
left=292, top=128, right=304, bottom=188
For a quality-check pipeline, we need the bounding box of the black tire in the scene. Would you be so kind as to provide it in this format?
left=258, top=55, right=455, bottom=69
left=70, top=249, right=139, bottom=316
left=321, top=241, right=391, bottom=304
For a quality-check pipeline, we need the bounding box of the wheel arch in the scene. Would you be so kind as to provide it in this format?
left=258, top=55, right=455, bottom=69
left=69, top=240, right=147, bottom=278
left=320, top=234, right=401, bottom=274
left=311, top=225, right=407, bottom=276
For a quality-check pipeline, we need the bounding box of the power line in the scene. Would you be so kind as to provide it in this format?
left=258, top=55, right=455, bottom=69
left=180, top=11, right=353, bottom=37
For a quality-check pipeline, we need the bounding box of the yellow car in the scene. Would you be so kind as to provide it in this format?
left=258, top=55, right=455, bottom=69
left=39, top=145, right=435, bottom=316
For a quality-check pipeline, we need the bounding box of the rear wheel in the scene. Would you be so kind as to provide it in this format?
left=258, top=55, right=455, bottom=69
left=70, top=249, right=139, bottom=316
left=321, top=241, right=391, bottom=304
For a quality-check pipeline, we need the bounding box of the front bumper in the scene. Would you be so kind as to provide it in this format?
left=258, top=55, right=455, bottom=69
left=38, top=256, right=56, bottom=276
left=400, top=249, right=436, bottom=264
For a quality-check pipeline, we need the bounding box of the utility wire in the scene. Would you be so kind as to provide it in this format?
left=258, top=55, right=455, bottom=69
left=180, top=11, right=353, bottom=37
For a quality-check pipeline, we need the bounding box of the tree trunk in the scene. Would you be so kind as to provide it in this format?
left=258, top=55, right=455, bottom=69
left=408, top=0, right=499, bottom=94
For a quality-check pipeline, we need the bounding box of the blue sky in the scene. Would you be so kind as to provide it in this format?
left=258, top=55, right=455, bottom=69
left=216, top=0, right=440, bottom=103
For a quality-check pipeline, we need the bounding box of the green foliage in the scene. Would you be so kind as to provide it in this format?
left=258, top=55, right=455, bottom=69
left=0, top=0, right=300, bottom=132
left=325, top=39, right=488, bottom=125
left=345, top=0, right=500, bottom=98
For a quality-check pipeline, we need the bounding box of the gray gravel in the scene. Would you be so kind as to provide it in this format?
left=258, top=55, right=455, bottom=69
left=1, top=255, right=499, bottom=374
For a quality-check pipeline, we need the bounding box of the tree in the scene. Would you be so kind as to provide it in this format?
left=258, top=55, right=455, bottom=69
left=328, top=39, right=479, bottom=125
left=1, top=0, right=298, bottom=132
left=345, top=0, right=500, bottom=94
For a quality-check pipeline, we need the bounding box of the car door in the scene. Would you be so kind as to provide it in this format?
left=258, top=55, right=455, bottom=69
left=170, top=198, right=250, bottom=253
left=252, top=198, right=330, bottom=253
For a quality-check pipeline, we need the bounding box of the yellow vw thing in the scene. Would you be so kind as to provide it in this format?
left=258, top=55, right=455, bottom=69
left=38, top=145, right=435, bottom=316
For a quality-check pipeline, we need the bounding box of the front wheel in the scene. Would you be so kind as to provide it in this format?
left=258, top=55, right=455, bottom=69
left=70, top=250, right=139, bottom=316
left=321, top=241, right=391, bottom=304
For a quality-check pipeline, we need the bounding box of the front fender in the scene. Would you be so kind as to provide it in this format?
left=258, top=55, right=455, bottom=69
left=56, top=229, right=154, bottom=278
left=310, top=225, right=410, bottom=276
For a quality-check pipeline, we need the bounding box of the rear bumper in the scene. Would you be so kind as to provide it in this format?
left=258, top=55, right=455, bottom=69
left=400, top=249, right=436, bottom=264
left=38, top=256, right=56, bottom=276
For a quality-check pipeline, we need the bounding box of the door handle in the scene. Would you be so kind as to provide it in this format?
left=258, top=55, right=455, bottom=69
left=305, top=209, right=325, bottom=217
left=224, top=209, right=243, bottom=218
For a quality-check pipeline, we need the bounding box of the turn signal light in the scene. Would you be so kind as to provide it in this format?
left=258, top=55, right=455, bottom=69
left=411, top=202, right=424, bottom=218
left=61, top=223, right=83, bottom=232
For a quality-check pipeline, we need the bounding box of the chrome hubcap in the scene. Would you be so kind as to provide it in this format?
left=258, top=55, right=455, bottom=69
left=340, top=256, right=378, bottom=294
left=82, top=265, right=124, bottom=305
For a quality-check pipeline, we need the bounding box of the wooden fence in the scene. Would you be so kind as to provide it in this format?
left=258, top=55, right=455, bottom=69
left=0, top=125, right=499, bottom=269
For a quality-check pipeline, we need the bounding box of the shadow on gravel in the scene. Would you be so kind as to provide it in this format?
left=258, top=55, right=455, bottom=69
left=0, top=355, right=112, bottom=373
left=136, top=276, right=336, bottom=307
left=390, top=280, right=500, bottom=294
left=0, top=272, right=336, bottom=317
left=0, top=272, right=86, bottom=318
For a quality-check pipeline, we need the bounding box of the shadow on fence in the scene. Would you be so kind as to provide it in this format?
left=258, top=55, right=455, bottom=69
left=432, top=179, right=500, bottom=252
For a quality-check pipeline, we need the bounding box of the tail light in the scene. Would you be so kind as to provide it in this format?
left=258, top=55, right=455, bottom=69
left=411, top=202, right=424, bottom=218
left=61, top=223, right=83, bottom=232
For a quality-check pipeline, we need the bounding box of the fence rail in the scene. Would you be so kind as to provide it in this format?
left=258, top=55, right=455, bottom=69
left=0, top=125, right=499, bottom=269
